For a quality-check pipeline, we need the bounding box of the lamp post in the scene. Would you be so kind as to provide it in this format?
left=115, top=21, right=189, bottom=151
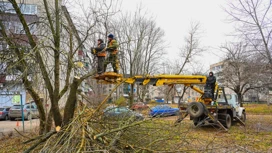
left=18, top=92, right=25, bottom=132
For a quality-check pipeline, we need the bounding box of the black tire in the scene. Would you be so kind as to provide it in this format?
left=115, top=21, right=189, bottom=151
left=5, top=115, right=9, bottom=121
left=187, top=102, right=204, bottom=118
left=240, top=111, right=246, bottom=122
left=220, top=114, right=232, bottom=129
left=10, top=117, right=15, bottom=121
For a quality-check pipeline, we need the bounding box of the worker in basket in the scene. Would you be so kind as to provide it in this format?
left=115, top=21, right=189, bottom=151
left=205, top=71, right=216, bottom=100
left=91, top=39, right=106, bottom=75
left=104, top=34, right=119, bottom=73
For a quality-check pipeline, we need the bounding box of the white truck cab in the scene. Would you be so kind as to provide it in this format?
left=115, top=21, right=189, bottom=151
left=216, top=93, right=246, bottom=121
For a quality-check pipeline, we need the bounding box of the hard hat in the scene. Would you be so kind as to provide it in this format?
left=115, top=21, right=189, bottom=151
left=108, top=34, right=114, bottom=38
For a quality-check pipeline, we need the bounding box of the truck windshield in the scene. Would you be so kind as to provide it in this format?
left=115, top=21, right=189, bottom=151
left=217, top=94, right=231, bottom=102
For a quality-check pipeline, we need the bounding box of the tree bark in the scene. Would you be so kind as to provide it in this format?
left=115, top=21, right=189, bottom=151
left=63, top=77, right=81, bottom=125
left=237, top=92, right=243, bottom=107
left=45, top=109, right=53, bottom=133
left=24, top=81, right=46, bottom=135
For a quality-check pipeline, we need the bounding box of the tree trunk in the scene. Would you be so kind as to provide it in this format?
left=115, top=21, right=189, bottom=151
left=140, top=86, right=147, bottom=102
left=237, top=92, right=243, bottom=107
left=23, top=78, right=46, bottom=135
left=63, top=77, right=81, bottom=125
left=51, top=99, right=63, bottom=127
left=45, top=109, right=53, bottom=133
left=178, top=86, right=187, bottom=107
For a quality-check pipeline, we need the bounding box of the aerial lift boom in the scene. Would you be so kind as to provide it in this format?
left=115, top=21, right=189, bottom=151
left=95, top=72, right=212, bottom=103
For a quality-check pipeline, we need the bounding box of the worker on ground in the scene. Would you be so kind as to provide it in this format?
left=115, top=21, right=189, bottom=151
left=104, top=34, right=119, bottom=73
left=92, top=39, right=106, bottom=75
left=206, top=72, right=216, bottom=100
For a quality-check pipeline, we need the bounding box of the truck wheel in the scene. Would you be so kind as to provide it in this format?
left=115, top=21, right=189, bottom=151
left=240, top=111, right=246, bottom=122
left=187, top=102, right=204, bottom=118
left=220, top=114, right=232, bottom=129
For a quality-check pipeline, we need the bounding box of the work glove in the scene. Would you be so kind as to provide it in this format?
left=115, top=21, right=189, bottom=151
left=91, top=48, right=96, bottom=55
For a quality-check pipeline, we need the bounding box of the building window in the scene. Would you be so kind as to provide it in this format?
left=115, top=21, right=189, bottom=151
left=0, top=2, right=37, bottom=15
left=11, top=21, right=36, bottom=34
left=213, top=67, right=216, bottom=71
left=14, top=22, right=24, bottom=34
left=0, top=2, right=16, bottom=13
left=0, top=21, right=10, bottom=30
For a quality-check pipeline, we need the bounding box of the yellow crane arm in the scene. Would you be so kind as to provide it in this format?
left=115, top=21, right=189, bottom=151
left=94, top=73, right=218, bottom=104
left=124, top=74, right=207, bottom=86
left=188, top=85, right=204, bottom=95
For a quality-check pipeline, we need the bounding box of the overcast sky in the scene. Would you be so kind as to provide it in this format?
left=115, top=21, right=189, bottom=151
left=67, top=0, right=234, bottom=72
left=121, top=0, right=233, bottom=71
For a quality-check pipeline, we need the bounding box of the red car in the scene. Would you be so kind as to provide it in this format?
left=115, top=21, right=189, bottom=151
left=131, top=102, right=149, bottom=110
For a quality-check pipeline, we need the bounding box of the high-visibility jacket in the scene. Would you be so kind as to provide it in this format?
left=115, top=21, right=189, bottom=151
left=95, top=43, right=106, bottom=57
left=107, top=39, right=119, bottom=55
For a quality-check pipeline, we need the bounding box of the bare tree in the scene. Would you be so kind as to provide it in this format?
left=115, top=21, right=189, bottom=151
left=71, top=0, right=121, bottom=105
left=165, top=22, right=206, bottom=104
left=225, top=0, right=272, bottom=65
left=176, top=22, right=205, bottom=75
left=0, top=0, right=120, bottom=134
left=220, top=41, right=265, bottom=104
left=114, top=7, right=166, bottom=105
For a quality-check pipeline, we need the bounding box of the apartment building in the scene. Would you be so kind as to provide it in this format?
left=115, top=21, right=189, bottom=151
left=0, top=1, right=40, bottom=106
left=209, top=61, right=268, bottom=102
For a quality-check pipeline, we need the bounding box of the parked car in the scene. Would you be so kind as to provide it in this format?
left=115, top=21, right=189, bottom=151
left=0, top=107, right=11, bottom=120
left=9, top=103, right=39, bottom=121
left=103, top=106, right=144, bottom=121
left=154, top=97, right=165, bottom=103
left=149, top=105, right=179, bottom=117
left=131, top=102, right=149, bottom=110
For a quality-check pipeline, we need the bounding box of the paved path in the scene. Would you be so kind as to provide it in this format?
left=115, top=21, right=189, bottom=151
left=0, top=119, right=39, bottom=135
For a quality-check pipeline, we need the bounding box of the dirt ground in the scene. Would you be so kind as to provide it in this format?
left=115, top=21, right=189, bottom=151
left=160, top=114, right=272, bottom=152
left=1, top=113, right=271, bottom=153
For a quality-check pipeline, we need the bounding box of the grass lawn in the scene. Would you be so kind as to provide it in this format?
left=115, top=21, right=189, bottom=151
left=243, top=103, right=272, bottom=115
